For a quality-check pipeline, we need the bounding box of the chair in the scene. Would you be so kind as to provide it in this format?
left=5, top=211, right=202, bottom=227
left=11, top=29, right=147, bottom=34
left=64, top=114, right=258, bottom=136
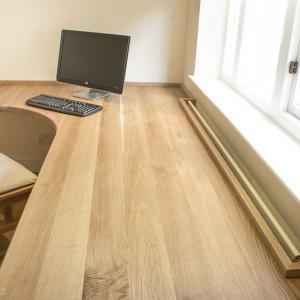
left=0, top=153, right=37, bottom=259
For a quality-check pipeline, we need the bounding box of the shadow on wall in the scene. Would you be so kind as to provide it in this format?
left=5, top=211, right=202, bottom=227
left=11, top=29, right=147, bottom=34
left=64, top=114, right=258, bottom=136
left=0, top=111, right=56, bottom=173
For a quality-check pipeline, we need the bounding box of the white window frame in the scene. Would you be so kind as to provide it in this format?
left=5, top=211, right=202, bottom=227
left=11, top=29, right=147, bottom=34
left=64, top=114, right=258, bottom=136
left=217, top=0, right=300, bottom=141
left=286, top=9, right=300, bottom=120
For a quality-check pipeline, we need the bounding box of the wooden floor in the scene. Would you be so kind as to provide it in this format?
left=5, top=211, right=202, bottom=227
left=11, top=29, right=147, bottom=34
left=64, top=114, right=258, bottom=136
left=0, top=84, right=300, bottom=299
left=83, top=86, right=300, bottom=299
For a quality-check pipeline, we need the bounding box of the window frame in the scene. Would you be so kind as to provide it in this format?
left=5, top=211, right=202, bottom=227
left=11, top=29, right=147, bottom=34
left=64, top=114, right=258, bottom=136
left=217, top=0, right=300, bottom=140
left=287, top=9, right=300, bottom=120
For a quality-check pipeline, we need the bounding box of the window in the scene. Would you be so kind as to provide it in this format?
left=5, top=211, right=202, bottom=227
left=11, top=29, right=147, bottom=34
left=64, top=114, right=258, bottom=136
left=222, top=0, right=289, bottom=107
left=200, top=0, right=300, bottom=140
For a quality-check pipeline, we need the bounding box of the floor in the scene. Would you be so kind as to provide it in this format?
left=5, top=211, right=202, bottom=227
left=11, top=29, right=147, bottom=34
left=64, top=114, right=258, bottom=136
left=0, top=84, right=299, bottom=299
left=83, top=86, right=300, bottom=299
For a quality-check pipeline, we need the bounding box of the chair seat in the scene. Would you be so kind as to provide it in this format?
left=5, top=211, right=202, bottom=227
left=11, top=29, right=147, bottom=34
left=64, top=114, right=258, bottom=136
left=0, top=153, right=37, bottom=195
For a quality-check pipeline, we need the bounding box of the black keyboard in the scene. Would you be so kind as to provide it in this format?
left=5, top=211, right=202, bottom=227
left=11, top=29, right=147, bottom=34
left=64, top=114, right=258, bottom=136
left=26, top=94, right=103, bottom=117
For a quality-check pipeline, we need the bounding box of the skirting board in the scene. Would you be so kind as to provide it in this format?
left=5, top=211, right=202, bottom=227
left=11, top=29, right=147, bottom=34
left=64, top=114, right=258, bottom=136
left=0, top=81, right=180, bottom=87
left=179, top=97, right=300, bottom=278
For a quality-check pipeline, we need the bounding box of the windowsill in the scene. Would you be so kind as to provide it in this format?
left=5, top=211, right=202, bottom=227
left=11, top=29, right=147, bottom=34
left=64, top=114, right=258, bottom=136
left=188, top=75, right=300, bottom=203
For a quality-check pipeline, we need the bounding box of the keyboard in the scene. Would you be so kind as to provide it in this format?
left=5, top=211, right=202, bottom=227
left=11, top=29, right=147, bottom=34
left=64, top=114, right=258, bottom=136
left=26, top=94, right=103, bottom=117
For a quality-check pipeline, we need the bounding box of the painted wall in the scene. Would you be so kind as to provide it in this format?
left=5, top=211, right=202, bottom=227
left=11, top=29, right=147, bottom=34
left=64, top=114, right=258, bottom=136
left=183, top=0, right=300, bottom=240
left=183, top=0, right=200, bottom=82
left=0, top=0, right=188, bottom=83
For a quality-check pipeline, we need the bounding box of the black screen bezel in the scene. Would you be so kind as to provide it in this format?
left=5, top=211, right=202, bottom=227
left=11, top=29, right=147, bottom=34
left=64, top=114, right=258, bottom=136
left=56, top=30, right=130, bottom=94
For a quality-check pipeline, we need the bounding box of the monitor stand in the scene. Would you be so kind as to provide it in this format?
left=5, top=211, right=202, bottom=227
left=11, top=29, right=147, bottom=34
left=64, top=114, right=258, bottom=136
left=73, top=89, right=111, bottom=100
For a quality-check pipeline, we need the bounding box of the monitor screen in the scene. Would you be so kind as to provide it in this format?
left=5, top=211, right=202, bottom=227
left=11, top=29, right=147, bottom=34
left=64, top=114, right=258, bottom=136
left=57, top=30, right=130, bottom=94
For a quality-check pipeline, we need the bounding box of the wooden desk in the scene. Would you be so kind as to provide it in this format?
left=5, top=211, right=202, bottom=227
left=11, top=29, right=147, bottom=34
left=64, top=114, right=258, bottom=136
left=0, top=83, right=299, bottom=299
left=0, top=83, right=103, bottom=299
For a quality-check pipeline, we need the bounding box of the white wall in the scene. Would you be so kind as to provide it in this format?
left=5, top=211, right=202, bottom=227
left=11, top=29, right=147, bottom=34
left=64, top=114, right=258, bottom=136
left=0, top=0, right=188, bottom=83
left=183, top=0, right=200, bottom=82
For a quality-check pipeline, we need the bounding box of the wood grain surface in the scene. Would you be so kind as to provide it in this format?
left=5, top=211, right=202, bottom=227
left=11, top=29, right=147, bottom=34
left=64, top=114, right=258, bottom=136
left=0, top=84, right=103, bottom=299
left=84, top=86, right=300, bottom=299
left=0, top=84, right=299, bottom=299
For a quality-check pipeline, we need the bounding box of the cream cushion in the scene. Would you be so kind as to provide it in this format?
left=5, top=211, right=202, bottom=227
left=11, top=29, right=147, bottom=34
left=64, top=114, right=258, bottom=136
left=0, top=153, right=37, bottom=194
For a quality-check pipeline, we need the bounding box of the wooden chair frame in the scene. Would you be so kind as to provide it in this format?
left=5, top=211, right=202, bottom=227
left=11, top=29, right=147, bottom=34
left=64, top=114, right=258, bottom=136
left=0, top=184, right=34, bottom=234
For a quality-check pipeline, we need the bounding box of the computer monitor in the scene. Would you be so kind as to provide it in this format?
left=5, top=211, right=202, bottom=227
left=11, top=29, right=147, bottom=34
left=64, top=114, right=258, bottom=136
left=57, top=30, right=130, bottom=100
